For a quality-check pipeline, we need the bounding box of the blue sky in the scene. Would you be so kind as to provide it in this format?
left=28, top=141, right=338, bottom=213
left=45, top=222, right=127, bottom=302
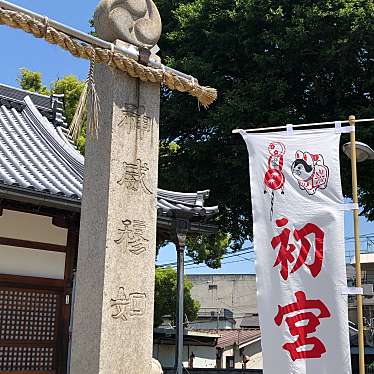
left=0, top=1, right=373, bottom=275
left=0, top=1, right=95, bottom=87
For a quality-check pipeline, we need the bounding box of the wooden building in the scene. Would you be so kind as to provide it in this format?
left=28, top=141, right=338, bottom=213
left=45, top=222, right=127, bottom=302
left=153, top=327, right=262, bottom=370
left=0, top=84, right=218, bottom=374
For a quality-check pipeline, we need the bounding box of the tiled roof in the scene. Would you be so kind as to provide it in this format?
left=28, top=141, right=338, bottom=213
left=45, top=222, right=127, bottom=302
left=0, top=96, right=83, bottom=199
left=0, top=84, right=218, bottom=220
left=192, top=329, right=261, bottom=349
left=215, top=329, right=261, bottom=349
left=0, top=84, right=51, bottom=112
left=240, top=314, right=260, bottom=329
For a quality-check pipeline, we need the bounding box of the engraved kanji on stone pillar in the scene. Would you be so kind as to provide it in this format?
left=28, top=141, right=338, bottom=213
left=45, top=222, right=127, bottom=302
left=117, top=159, right=153, bottom=194
left=110, top=287, right=147, bottom=321
left=114, top=219, right=150, bottom=255
left=70, top=35, right=162, bottom=374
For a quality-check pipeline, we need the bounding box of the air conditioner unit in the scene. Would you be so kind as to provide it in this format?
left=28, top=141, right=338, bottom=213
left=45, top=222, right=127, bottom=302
left=366, top=330, right=374, bottom=347
left=363, top=284, right=374, bottom=297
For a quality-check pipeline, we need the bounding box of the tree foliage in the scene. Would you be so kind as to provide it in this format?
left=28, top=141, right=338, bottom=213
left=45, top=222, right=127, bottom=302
left=154, top=267, right=200, bottom=327
left=155, top=0, right=374, bottom=248
left=17, top=68, right=49, bottom=95
left=186, top=231, right=230, bottom=268
left=17, top=69, right=86, bottom=153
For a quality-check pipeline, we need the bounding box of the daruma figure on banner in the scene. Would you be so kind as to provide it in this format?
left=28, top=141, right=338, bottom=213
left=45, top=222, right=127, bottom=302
left=264, top=142, right=286, bottom=220
left=264, top=142, right=286, bottom=191
left=274, top=291, right=331, bottom=361
left=291, top=151, right=329, bottom=195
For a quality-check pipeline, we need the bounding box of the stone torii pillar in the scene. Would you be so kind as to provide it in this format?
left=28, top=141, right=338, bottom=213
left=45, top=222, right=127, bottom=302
left=70, top=1, right=163, bottom=374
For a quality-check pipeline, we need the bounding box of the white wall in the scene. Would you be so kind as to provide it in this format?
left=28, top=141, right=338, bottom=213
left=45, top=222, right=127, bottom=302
left=0, top=209, right=67, bottom=279
left=0, top=246, right=66, bottom=279
left=189, top=319, right=235, bottom=330
left=221, top=346, right=234, bottom=368
left=188, top=274, right=258, bottom=326
left=153, top=344, right=217, bottom=369
left=0, top=209, right=67, bottom=244
left=220, top=340, right=263, bottom=369
left=192, top=346, right=217, bottom=368
left=240, top=340, right=263, bottom=369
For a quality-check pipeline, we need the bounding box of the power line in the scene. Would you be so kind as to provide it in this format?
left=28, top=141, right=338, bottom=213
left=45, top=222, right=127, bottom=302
left=185, top=257, right=255, bottom=270
left=159, top=245, right=254, bottom=267
left=158, top=234, right=374, bottom=271
left=158, top=245, right=254, bottom=269
left=185, top=252, right=255, bottom=269
left=158, top=232, right=374, bottom=270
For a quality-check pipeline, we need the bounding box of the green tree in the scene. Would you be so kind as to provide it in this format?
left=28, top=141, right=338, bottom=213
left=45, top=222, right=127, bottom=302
left=51, top=76, right=85, bottom=125
left=17, top=68, right=49, bottom=95
left=154, top=267, right=200, bottom=327
left=186, top=231, right=230, bottom=269
left=17, top=69, right=86, bottom=153
left=154, top=0, right=374, bottom=248
left=51, top=76, right=86, bottom=153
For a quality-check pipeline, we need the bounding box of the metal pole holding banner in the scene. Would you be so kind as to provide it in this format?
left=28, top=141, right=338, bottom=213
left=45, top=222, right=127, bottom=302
left=349, top=114, right=366, bottom=374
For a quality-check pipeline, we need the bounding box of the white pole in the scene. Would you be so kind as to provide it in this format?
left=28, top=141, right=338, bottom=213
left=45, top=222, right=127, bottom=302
left=233, top=117, right=374, bottom=134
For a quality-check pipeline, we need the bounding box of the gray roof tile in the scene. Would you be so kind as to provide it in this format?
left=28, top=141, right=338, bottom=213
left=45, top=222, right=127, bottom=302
left=0, top=85, right=218, bottom=218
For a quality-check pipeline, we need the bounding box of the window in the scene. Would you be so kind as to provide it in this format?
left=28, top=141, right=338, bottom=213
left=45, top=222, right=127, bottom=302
left=226, top=356, right=235, bottom=368
left=208, top=284, right=217, bottom=290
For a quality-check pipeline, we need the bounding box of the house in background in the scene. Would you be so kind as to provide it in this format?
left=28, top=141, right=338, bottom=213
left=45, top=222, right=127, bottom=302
left=0, top=83, right=218, bottom=374
left=185, top=274, right=261, bottom=370
left=153, top=327, right=262, bottom=370
left=240, top=313, right=260, bottom=329
left=189, top=308, right=236, bottom=330
left=347, top=255, right=374, bottom=372
left=348, top=256, right=374, bottom=325
left=153, top=328, right=220, bottom=369
left=188, top=274, right=258, bottom=327
left=215, top=329, right=262, bottom=370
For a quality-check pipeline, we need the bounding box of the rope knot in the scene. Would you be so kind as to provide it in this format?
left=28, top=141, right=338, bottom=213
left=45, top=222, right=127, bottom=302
left=109, top=43, right=116, bottom=67
left=161, top=64, right=166, bottom=86
left=43, top=16, right=49, bottom=38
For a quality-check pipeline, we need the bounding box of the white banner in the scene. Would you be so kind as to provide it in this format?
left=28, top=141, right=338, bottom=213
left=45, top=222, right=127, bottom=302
left=240, top=128, right=351, bottom=374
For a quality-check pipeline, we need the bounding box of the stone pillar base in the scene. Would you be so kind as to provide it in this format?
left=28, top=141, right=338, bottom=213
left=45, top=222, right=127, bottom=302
left=151, top=359, right=163, bottom=374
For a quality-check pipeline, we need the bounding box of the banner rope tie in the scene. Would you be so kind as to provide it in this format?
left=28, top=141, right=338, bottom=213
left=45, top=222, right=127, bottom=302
left=42, top=16, right=49, bottom=38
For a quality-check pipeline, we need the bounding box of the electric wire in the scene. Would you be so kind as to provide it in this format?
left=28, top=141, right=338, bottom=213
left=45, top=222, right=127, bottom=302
left=158, top=233, right=374, bottom=270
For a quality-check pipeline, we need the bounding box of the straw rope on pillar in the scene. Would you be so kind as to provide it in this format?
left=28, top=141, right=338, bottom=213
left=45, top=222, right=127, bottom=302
left=0, top=5, right=217, bottom=108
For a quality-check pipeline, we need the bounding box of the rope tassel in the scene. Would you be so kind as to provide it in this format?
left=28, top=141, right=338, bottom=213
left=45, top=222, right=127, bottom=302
left=69, top=57, right=100, bottom=142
